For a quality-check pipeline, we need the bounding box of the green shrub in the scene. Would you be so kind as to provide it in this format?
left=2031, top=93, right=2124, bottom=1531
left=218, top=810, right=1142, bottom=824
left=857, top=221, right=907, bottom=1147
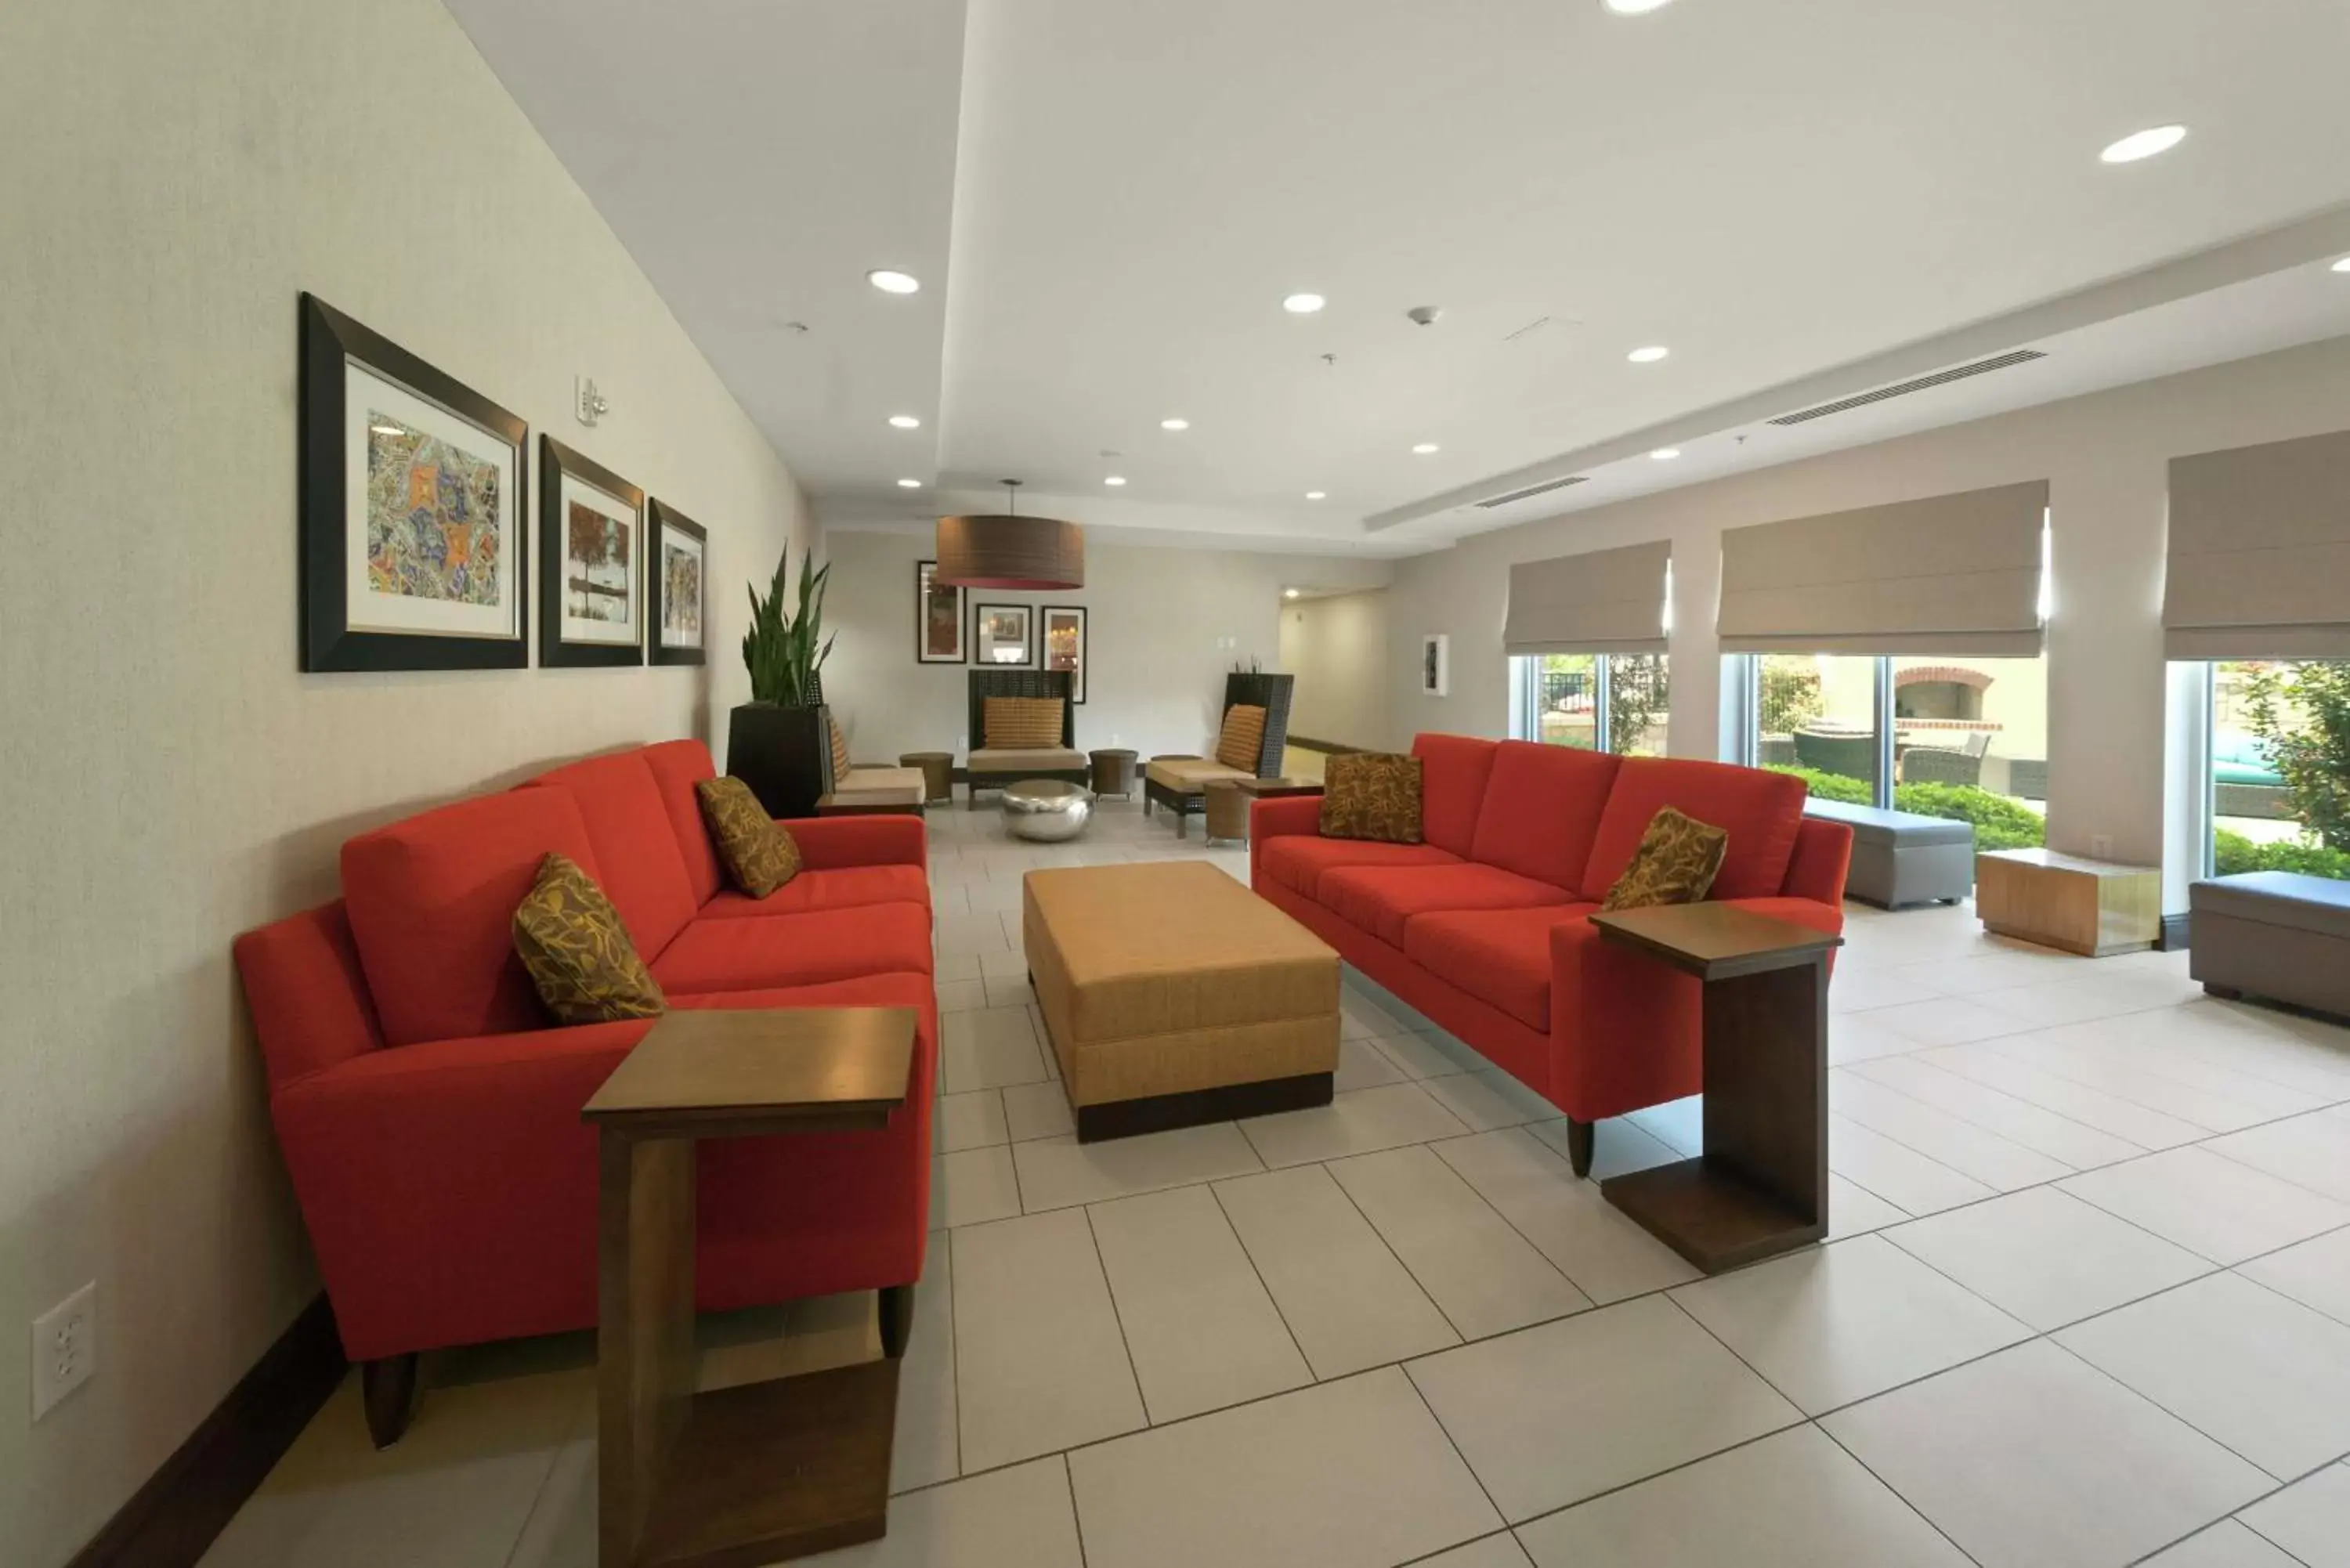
left=2213, top=828, right=2350, bottom=880
left=2244, top=662, right=2350, bottom=852
left=1766, top=765, right=2048, bottom=850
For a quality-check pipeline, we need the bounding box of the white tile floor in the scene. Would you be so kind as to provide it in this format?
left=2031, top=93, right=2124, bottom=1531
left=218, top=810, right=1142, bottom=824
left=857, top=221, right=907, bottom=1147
left=202, top=797, right=2350, bottom=1568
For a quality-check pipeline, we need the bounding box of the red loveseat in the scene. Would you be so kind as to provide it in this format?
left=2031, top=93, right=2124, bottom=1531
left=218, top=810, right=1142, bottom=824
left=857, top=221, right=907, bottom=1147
left=1252, top=735, right=1852, bottom=1172
left=233, top=739, right=937, bottom=1444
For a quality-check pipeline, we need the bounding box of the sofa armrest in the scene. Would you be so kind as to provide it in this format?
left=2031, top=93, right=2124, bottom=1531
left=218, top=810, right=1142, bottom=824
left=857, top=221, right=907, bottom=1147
left=777, top=814, right=927, bottom=869
left=1781, top=818, right=1854, bottom=906
left=234, top=901, right=386, bottom=1093
left=1249, top=795, right=1325, bottom=887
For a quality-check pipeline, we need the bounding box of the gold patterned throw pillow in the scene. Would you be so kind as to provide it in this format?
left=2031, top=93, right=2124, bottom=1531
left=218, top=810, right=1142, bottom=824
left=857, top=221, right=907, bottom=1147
left=982, top=695, right=1064, bottom=749
left=512, top=854, right=667, bottom=1025
left=1215, top=704, right=1268, bottom=771
left=1319, top=752, right=1424, bottom=844
left=828, top=714, right=852, bottom=786
left=695, top=775, right=803, bottom=898
left=1602, top=807, right=1730, bottom=912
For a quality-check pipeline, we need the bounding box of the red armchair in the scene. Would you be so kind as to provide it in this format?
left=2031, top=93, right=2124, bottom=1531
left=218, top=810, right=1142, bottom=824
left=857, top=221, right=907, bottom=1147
left=233, top=741, right=937, bottom=1444
left=1252, top=736, right=1850, bottom=1172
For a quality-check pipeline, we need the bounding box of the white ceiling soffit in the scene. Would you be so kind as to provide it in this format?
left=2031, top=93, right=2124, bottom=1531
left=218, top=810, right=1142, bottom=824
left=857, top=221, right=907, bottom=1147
left=818, top=486, right=1426, bottom=558
left=439, top=0, right=969, bottom=498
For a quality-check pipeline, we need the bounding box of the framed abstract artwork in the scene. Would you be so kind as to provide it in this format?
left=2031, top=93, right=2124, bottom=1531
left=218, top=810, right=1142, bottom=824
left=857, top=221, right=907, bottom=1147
left=298, top=294, right=527, bottom=670
left=539, top=437, right=645, bottom=667
left=1421, top=633, right=1450, bottom=697
left=648, top=498, right=707, bottom=666
left=1043, top=605, right=1088, bottom=703
left=973, top=603, right=1034, bottom=667
left=916, top=559, right=966, bottom=663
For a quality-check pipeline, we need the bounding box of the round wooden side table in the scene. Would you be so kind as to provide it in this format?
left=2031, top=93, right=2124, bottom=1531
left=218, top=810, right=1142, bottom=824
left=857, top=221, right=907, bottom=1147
left=898, top=751, right=955, bottom=806
left=1090, top=748, right=1139, bottom=800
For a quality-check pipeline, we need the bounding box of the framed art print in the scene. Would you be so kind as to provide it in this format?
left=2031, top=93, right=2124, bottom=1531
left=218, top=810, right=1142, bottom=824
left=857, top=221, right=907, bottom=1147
left=1421, top=633, right=1450, bottom=697
left=298, top=294, right=527, bottom=670
left=974, top=603, right=1034, bottom=667
left=648, top=498, right=707, bottom=666
left=916, top=559, right=967, bottom=663
left=540, top=437, right=645, bottom=667
left=1043, top=605, right=1087, bottom=702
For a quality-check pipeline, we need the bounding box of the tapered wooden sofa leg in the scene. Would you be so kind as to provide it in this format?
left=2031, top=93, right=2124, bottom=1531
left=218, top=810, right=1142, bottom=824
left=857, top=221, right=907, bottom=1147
left=362, top=1353, right=419, bottom=1450
left=1564, top=1118, right=1595, bottom=1179
left=879, top=1282, right=916, bottom=1360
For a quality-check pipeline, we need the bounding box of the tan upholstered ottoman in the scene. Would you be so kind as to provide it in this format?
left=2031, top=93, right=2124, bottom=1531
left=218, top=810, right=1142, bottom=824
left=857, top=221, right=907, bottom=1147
left=1023, top=862, right=1340, bottom=1140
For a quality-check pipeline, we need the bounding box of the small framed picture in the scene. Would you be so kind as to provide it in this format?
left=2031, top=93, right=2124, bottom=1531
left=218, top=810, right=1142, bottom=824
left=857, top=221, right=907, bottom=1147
left=298, top=294, right=528, bottom=671
left=974, top=603, right=1034, bottom=666
left=1421, top=633, right=1450, bottom=697
left=1043, top=605, right=1088, bottom=703
left=540, top=436, right=645, bottom=667
left=916, top=560, right=967, bottom=663
left=648, top=499, right=707, bottom=666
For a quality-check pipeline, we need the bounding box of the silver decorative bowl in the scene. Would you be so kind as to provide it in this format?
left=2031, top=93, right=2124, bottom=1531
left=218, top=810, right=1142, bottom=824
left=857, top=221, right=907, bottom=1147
left=1002, top=779, right=1093, bottom=842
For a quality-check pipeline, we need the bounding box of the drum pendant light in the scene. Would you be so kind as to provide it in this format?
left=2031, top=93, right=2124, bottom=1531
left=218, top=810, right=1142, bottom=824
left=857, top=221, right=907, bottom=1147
left=936, top=479, right=1085, bottom=590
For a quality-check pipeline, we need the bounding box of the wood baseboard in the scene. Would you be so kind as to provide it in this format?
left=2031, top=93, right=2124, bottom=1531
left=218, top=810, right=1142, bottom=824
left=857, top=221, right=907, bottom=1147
left=70, top=1293, right=345, bottom=1568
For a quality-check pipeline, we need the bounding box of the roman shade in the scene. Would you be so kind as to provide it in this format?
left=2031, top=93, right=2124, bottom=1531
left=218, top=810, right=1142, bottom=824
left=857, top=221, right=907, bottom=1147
left=2164, top=428, right=2350, bottom=659
left=1717, top=480, right=2048, bottom=656
left=1502, top=540, right=1670, bottom=656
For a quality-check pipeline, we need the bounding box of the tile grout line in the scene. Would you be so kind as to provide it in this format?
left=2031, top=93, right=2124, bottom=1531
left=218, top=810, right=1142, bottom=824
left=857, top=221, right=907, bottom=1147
left=1203, top=1176, right=1321, bottom=1389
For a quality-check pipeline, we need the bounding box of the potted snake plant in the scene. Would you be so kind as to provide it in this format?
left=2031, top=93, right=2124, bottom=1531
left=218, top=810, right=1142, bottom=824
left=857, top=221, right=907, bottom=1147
left=725, top=549, right=836, bottom=817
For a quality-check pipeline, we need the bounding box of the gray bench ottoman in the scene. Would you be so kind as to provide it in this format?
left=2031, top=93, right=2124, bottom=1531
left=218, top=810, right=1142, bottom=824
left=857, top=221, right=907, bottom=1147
left=1802, top=799, right=1975, bottom=910
left=2191, top=873, right=2350, bottom=1021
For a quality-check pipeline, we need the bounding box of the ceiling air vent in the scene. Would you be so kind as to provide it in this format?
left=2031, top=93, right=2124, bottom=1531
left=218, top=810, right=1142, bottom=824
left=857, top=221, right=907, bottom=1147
left=1475, top=474, right=1589, bottom=509
left=1768, top=349, right=2048, bottom=427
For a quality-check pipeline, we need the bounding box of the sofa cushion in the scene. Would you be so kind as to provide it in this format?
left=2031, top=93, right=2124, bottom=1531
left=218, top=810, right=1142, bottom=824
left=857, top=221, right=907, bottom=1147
left=1216, top=704, right=1267, bottom=771
left=971, top=746, right=1087, bottom=776
left=697, top=865, right=932, bottom=919
left=528, top=750, right=700, bottom=956
left=1258, top=836, right=1459, bottom=901
left=983, top=695, right=1064, bottom=749
left=652, top=901, right=935, bottom=994
left=697, top=776, right=803, bottom=897
left=342, top=789, right=602, bottom=1046
left=511, top=854, right=667, bottom=1025
left=1404, top=905, right=1599, bottom=1031
left=1147, top=756, right=1250, bottom=793
left=1602, top=807, right=1730, bottom=911
left=1580, top=757, right=1806, bottom=903
left=1469, top=741, right=1624, bottom=888
left=642, top=739, right=725, bottom=905
left=1319, top=862, right=1576, bottom=948
left=1412, top=734, right=1501, bottom=857
left=1319, top=753, right=1423, bottom=844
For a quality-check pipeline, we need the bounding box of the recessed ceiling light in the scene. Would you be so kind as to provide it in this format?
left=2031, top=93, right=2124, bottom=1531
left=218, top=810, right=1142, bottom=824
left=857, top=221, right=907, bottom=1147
left=1160, top=417, right=1190, bottom=431
left=1305, top=490, right=1327, bottom=500
left=1412, top=443, right=1441, bottom=455
left=1627, top=345, right=1671, bottom=363
left=2333, top=257, right=2350, bottom=273
left=866, top=269, right=920, bottom=294
left=1104, top=475, right=1126, bottom=486
left=2100, top=125, right=2187, bottom=164
left=1284, top=588, right=1301, bottom=599
left=896, top=478, right=921, bottom=489
left=1603, top=0, right=1674, bottom=13
left=1650, top=447, right=1682, bottom=461
left=1282, top=293, right=1326, bottom=314
left=888, top=414, right=921, bottom=429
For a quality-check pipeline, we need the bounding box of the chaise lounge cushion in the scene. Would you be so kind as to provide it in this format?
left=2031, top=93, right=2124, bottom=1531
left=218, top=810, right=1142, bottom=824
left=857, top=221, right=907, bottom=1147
left=1146, top=756, right=1251, bottom=793
left=1579, top=757, right=1806, bottom=903
left=696, top=865, right=931, bottom=919
left=342, top=789, right=603, bottom=1047
left=1404, top=904, right=1600, bottom=1031
left=971, top=746, right=1087, bottom=776
left=1319, top=862, right=1576, bottom=948
left=650, top=901, right=935, bottom=995
left=1470, top=741, right=1623, bottom=889
left=1257, top=836, right=1459, bottom=901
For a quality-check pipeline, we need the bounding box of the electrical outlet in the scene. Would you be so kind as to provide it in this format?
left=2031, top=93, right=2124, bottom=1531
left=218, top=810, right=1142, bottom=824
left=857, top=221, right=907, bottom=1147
left=32, top=1282, right=96, bottom=1421
left=2090, top=834, right=2114, bottom=859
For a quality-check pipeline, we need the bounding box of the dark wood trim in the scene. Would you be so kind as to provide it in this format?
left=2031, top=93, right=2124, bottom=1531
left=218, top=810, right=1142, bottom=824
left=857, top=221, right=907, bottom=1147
left=1285, top=734, right=1369, bottom=756
left=1076, top=1071, right=1333, bottom=1143
left=69, top=1294, right=346, bottom=1568
left=2160, top=912, right=2192, bottom=951
left=540, top=435, right=649, bottom=668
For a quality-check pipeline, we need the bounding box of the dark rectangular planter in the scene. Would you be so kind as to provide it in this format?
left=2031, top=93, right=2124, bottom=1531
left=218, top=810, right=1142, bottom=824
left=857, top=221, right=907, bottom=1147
left=727, top=702, right=831, bottom=818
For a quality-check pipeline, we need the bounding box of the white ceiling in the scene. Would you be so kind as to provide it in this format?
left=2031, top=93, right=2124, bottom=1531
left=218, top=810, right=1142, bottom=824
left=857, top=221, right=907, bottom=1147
left=447, top=0, right=2350, bottom=555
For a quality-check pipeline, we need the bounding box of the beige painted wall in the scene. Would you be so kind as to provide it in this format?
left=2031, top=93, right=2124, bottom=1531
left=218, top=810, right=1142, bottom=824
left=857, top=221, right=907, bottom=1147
left=1384, top=332, right=2350, bottom=886
left=1278, top=591, right=1391, bottom=748
left=820, top=530, right=1391, bottom=765
left=0, top=2, right=808, bottom=1559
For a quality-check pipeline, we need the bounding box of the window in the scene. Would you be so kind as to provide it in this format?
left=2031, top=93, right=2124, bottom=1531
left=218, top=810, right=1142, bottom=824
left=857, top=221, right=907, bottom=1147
left=2207, top=660, right=2350, bottom=881
left=1513, top=652, right=1671, bottom=755
left=1757, top=653, right=1881, bottom=799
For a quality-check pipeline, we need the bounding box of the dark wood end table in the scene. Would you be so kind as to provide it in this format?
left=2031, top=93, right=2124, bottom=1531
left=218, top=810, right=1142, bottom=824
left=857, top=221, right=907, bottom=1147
left=1589, top=905, right=1840, bottom=1274
left=815, top=787, right=925, bottom=816
left=582, top=1007, right=917, bottom=1567
left=1231, top=777, right=1324, bottom=799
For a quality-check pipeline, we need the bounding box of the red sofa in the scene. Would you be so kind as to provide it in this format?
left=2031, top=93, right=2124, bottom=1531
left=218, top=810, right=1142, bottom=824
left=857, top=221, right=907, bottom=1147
left=233, top=739, right=937, bottom=1443
left=1252, top=735, right=1851, bottom=1172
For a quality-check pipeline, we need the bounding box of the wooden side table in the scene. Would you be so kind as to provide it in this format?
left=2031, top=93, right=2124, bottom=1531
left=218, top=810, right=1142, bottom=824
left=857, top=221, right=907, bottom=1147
left=1213, top=777, right=1322, bottom=845
left=816, top=787, right=924, bottom=816
left=1590, top=905, right=1840, bottom=1274
left=581, top=1008, right=917, bottom=1567
left=898, top=751, right=954, bottom=805
left=1976, top=847, right=2160, bottom=956
left=1090, top=748, right=1138, bottom=800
